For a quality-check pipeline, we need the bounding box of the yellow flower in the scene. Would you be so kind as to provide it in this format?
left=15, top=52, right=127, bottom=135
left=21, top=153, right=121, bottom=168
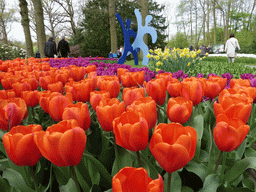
left=186, top=54, right=190, bottom=58
left=192, top=53, right=197, bottom=59
left=187, top=62, right=191, bottom=66
left=206, top=53, right=209, bottom=56
left=180, top=53, right=185, bottom=57
left=163, top=57, right=166, bottom=60
left=177, top=48, right=180, bottom=51
left=156, top=68, right=160, bottom=72
left=158, top=52, right=163, bottom=57
left=203, top=56, right=206, bottom=59
left=155, top=56, right=160, bottom=60
left=199, top=58, right=202, bottom=61
left=149, top=49, right=153, bottom=53
left=147, top=53, right=151, bottom=58
left=197, top=50, right=201, bottom=54
left=164, top=51, right=168, bottom=56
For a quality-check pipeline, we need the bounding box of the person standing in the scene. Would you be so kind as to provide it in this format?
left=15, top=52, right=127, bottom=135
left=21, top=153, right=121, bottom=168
left=44, top=37, right=57, bottom=58
left=57, top=36, right=70, bottom=58
left=199, top=44, right=207, bottom=56
left=225, top=33, right=240, bottom=63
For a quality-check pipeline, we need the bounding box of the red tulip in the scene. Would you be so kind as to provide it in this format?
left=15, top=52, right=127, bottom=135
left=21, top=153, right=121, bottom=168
left=113, top=111, right=148, bottom=151
left=112, top=167, right=164, bottom=192
left=166, top=78, right=181, bottom=97
left=145, top=78, right=166, bottom=105
left=123, top=87, right=145, bottom=106
left=149, top=123, right=197, bottom=173
left=34, top=120, right=86, bottom=166
left=127, top=97, right=157, bottom=129
left=213, top=116, right=249, bottom=152
left=96, top=98, right=125, bottom=132
left=120, top=71, right=145, bottom=87
left=90, top=91, right=110, bottom=111
left=167, top=97, right=193, bottom=124
left=48, top=81, right=64, bottom=93
left=21, top=90, right=40, bottom=107
left=62, top=102, right=91, bottom=131
left=3, top=124, right=42, bottom=166
left=48, top=93, right=73, bottom=121
left=100, top=79, right=121, bottom=98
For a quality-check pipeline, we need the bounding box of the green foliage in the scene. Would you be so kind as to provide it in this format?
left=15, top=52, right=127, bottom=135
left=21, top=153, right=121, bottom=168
left=0, top=43, right=26, bottom=61
left=147, top=47, right=202, bottom=73
left=167, top=32, right=189, bottom=49
left=76, top=0, right=167, bottom=57
left=188, top=61, right=256, bottom=78
left=204, top=56, right=256, bottom=65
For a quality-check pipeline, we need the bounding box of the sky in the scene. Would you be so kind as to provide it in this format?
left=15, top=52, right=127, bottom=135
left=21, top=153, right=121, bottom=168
left=6, top=0, right=179, bottom=42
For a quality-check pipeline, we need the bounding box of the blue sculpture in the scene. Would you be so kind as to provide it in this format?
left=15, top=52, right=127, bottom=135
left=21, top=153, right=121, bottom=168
left=116, top=9, right=158, bottom=66
left=116, top=13, right=139, bottom=65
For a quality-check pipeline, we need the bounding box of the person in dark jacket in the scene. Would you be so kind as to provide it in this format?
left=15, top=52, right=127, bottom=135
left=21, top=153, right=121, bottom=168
left=57, top=36, right=70, bottom=57
left=44, top=37, right=57, bottom=58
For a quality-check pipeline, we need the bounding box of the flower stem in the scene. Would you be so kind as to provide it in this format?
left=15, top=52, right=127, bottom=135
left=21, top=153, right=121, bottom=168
left=71, top=166, right=81, bottom=192
left=215, top=151, right=223, bottom=173
left=220, top=152, right=227, bottom=183
left=30, top=166, right=38, bottom=191
left=136, top=151, right=142, bottom=167
left=167, top=172, right=172, bottom=192
left=31, top=107, right=35, bottom=123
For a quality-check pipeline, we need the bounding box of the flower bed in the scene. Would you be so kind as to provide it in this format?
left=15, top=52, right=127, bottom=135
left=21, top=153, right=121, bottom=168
left=0, top=57, right=256, bottom=191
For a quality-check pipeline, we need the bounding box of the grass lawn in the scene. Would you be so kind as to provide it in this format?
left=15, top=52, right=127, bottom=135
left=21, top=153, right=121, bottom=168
left=124, top=60, right=145, bottom=68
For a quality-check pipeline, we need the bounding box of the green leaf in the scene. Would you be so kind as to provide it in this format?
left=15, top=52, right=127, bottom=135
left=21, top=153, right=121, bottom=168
left=84, top=151, right=112, bottom=189
left=2, top=168, right=35, bottom=192
left=242, top=178, right=255, bottom=191
left=181, top=186, right=194, bottom=192
left=236, top=138, right=247, bottom=159
left=164, top=171, right=182, bottom=192
left=104, top=189, right=112, bottom=192
left=0, top=176, right=11, bottom=192
left=89, top=184, right=102, bottom=192
left=111, top=145, right=135, bottom=176
left=75, top=157, right=92, bottom=189
left=245, top=148, right=256, bottom=157
left=186, top=160, right=208, bottom=181
left=192, top=114, right=204, bottom=141
left=59, top=178, right=77, bottom=192
left=0, top=158, right=9, bottom=171
left=200, top=174, right=220, bottom=192
left=87, top=159, right=100, bottom=185
left=224, top=157, right=256, bottom=184
left=53, top=166, right=70, bottom=186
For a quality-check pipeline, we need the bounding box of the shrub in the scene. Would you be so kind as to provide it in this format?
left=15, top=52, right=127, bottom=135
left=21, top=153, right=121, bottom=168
left=0, top=44, right=26, bottom=61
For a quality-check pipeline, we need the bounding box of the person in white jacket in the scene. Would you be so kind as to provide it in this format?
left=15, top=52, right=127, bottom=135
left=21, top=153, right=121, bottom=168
left=225, top=33, right=241, bottom=63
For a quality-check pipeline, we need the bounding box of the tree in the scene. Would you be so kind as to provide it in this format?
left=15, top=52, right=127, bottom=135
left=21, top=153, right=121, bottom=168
left=19, top=0, right=34, bottom=57
left=167, top=32, right=189, bottom=49
left=78, top=0, right=167, bottom=57
left=31, top=0, right=46, bottom=58
left=109, top=0, right=117, bottom=53
left=0, top=0, right=17, bottom=44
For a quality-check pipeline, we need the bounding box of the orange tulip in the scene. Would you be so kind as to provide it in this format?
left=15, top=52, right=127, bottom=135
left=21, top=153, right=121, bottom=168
left=39, top=75, right=55, bottom=90
left=90, top=91, right=110, bottom=111
left=48, top=81, right=64, bottom=93
left=85, top=65, right=97, bottom=73
left=113, top=111, right=148, bottom=151
left=213, top=116, right=249, bottom=152
left=145, top=78, right=166, bottom=105
left=123, top=87, right=145, bottom=106
left=65, top=81, right=92, bottom=102
left=48, top=93, right=73, bottom=121
left=127, top=97, right=157, bottom=129
left=166, top=79, right=181, bottom=97
left=156, top=72, right=173, bottom=88
left=117, top=68, right=129, bottom=81
left=34, top=120, right=86, bottom=166
left=22, top=77, right=39, bottom=91
left=96, top=98, right=125, bottom=132
left=120, top=71, right=145, bottom=87
left=214, top=93, right=252, bottom=124
left=204, top=79, right=222, bottom=99
left=167, top=97, right=193, bottom=124
left=96, top=75, right=119, bottom=91
left=100, top=79, right=121, bottom=98
left=149, top=123, right=197, bottom=173
left=12, top=82, right=30, bottom=97
left=208, top=76, right=227, bottom=91
left=62, top=102, right=91, bottom=131
left=3, top=124, right=42, bottom=166
left=230, top=79, right=251, bottom=88
left=0, top=90, right=16, bottom=99
left=21, top=90, right=40, bottom=107
left=69, top=66, right=87, bottom=82
left=3, top=98, right=27, bottom=130
left=112, top=167, right=164, bottom=192
left=180, top=79, right=204, bottom=105
left=39, top=91, right=59, bottom=114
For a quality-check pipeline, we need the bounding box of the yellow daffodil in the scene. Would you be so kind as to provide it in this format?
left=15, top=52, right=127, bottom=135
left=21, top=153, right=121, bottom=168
left=187, top=62, right=191, bottom=66
left=149, top=49, right=153, bottom=53
left=155, top=56, right=160, bottom=60
left=147, top=53, right=151, bottom=58
left=203, top=56, right=206, bottom=59
left=197, top=50, right=201, bottom=54
left=156, top=68, right=160, bottom=72
left=180, top=53, right=185, bottom=57
left=206, top=53, right=209, bottom=56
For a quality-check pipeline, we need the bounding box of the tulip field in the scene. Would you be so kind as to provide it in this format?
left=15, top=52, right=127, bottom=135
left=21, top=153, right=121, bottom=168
left=1, top=54, right=256, bottom=192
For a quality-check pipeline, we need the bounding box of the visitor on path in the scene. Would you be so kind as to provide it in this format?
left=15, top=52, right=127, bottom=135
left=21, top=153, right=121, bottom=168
left=35, top=51, right=40, bottom=58
left=57, top=36, right=70, bottom=58
left=200, top=44, right=207, bottom=56
left=189, top=44, right=193, bottom=51
left=44, top=37, right=57, bottom=58
left=207, top=45, right=212, bottom=53
left=225, top=33, right=240, bottom=63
